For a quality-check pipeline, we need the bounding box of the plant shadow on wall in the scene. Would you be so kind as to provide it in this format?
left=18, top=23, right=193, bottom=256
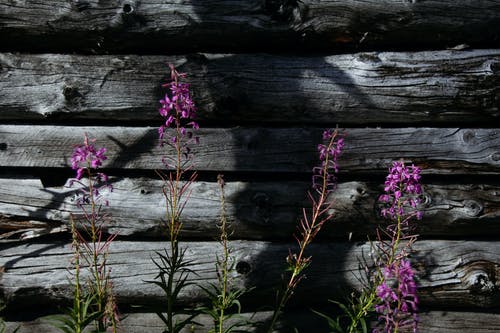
left=179, top=1, right=387, bottom=332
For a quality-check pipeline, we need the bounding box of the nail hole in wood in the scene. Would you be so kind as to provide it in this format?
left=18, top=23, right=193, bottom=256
left=63, top=86, right=81, bottom=101
left=236, top=261, right=251, bottom=275
left=123, top=3, right=133, bottom=14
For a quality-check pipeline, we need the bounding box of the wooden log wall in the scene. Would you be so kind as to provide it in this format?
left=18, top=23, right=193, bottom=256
left=1, top=0, right=500, bottom=331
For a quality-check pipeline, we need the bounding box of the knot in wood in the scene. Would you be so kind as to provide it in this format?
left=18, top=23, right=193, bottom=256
left=354, top=183, right=368, bottom=197
left=63, top=86, right=81, bottom=102
left=264, top=0, right=304, bottom=22
left=356, top=53, right=381, bottom=63
left=252, top=193, right=272, bottom=225
left=421, top=192, right=432, bottom=207
left=122, top=3, right=134, bottom=15
left=486, top=61, right=500, bottom=75
left=491, top=152, right=500, bottom=162
left=468, top=270, right=496, bottom=295
left=462, top=130, right=476, bottom=144
left=463, top=200, right=483, bottom=217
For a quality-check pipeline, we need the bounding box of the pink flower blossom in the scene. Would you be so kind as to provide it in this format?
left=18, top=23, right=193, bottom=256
left=158, top=65, right=199, bottom=145
left=312, top=130, right=344, bottom=192
left=375, top=259, right=419, bottom=332
left=379, top=161, right=422, bottom=220
left=70, top=134, right=111, bottom=207
left=71, top=134, right=108, bottom=180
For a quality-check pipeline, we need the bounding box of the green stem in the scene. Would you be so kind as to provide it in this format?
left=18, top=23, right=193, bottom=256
left=71, top=215, right=83, bottom=333
left=86, top=166, right=106, bottom=332
left=267, top=132, right=338, bottom=333
left=165, top=80, right=184, bottom=332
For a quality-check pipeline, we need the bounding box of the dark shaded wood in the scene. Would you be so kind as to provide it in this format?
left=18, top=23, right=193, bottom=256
left=0, top=1, right=499, bottom=53
left=2, top=126, right=500, bottom=174
left=0, top=51, right=499, bottom=124
left=1, top=240, right=499, bottom=310
left=5, top=310, right=500, bottom=333
left=5, top=311, right=327, bottom=333
left=1, top=177, right=500, bottom=240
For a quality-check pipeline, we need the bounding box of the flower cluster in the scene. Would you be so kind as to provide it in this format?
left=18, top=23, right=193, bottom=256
left=374, top=160, right=422, bottom=332
left=379, top=161, right=422, bottom=220
left=71, top=134, right=108, bottom=181
left=313, top=129, right=345, bottom=193
left=70, top=134, right=111, bottom=207
left=375, top=259, right=419, bottom=333
left=158, top=64, right=199, bottom=145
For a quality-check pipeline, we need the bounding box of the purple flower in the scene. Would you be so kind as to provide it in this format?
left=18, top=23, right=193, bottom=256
left=376, top=282, right=398, bottom=302
left=71, top=134, right=108, bottom=180
left=312, top=130, right=344, bottom=192
left=379, top=161, right=423, bottom=221
left=70, top=134, right=111, bottom=206
left=158, top=65, right=199, bottom=144
left=375, top=260, right=419, bottom=332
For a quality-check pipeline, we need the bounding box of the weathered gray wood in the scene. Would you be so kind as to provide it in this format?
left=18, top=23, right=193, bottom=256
left=0, top=1, right=499, bottom=53
left=2, top=126, right=500, bottom=174
left=1, top=177, right=500, bottom=239
left=5, top=311, right=326, bottom=333
left=6, top=310, right=500, bottom=333
left=0, top=51, right=499, bottom=124
left=1, top=240, right=499, bottom=310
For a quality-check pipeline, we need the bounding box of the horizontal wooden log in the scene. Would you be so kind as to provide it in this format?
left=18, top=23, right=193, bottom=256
left=5, top=310, right=500, bottom=333
left=0, top=51, right=499, bottom=124
left=0, top=1, right=499, bottom=53
left=6, top=311, right=329, bottom=333
left=1, top=177, right=500, bottom=240
left=1, top=240, right=499, bottom=311
left=2, top=126, right=500, bottom=174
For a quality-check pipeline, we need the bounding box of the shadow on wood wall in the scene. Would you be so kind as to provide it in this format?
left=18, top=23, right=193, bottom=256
left=1, top=1, right=500, bottom=332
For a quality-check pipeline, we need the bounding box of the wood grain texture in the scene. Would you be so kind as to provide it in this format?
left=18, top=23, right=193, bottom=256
left=0, top=51, right=499, bottom=124
left=1, top=177, right=500, bottom=240
left=2, top=126, right=500, bottom=174
left=5, top=310, right=500, bottom=333
left=1, top=240, right=499, bottom=310
left=0, top=1, right=499, bottom=53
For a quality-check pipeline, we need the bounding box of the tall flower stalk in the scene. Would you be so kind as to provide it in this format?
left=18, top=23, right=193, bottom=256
left=373, top=161, right=422, bottom=333
left=149, top=64, right=200, bottom=333
left=158, top=64, right=199, bottom=249
left=200, top=175, right=250, bottom=333
left=51, top=134, right=118, bottom=333
left=316, top=161, right=422, bottom=333
left=267, top=129, right=344, bottom=332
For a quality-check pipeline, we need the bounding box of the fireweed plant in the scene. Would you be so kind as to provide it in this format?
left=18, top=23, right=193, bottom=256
left=39, top=64, right=423, bottom=333
left=373, top=161, right=421, bottom=333
left=199, top=174, right=252, bottom=333
left=50, top=134, right=119, bottom=333
left=317, top=161, right=422, bottom=333
left=148, top=64, right=200, bottom=333
left=266, top=129, right=345, bottom=333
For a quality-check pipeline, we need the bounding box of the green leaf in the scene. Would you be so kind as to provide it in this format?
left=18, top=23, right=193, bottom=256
left=311, top=309, right=344, bottom=333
